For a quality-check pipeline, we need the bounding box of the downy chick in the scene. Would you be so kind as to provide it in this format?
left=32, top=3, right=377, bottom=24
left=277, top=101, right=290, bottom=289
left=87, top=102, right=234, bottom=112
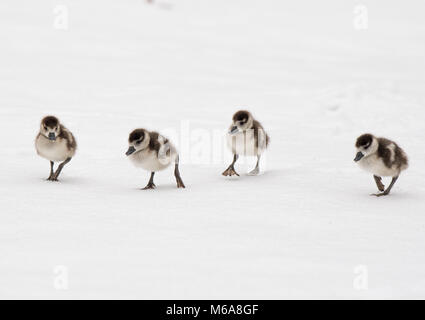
left=223, top=110, right=270, bottom=176
left=126, top=129, right=185, bottom=189
left=35, top=116, right=77, bottom=181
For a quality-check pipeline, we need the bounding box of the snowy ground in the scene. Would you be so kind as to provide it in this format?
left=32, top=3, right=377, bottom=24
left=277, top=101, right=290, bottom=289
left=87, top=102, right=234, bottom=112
left=1, top=0, right=425, bottom=299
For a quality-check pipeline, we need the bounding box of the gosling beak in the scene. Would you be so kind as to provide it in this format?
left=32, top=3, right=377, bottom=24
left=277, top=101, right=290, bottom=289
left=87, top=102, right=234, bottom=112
left=229, top=126, right=238, bottom=134
left=354, top=152, right=364, bottom=162
left=48, top=132, right=56, bottom=141
left=126, top=146, right=136, bottom=156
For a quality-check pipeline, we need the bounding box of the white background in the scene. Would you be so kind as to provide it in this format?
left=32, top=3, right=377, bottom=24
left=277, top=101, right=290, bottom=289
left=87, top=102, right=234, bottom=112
left=0, top=0, right=424, bottom=299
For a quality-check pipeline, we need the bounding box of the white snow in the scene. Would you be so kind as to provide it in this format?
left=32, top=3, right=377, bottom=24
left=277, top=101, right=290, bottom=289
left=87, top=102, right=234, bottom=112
left=1, top=0, right=425, bottom=299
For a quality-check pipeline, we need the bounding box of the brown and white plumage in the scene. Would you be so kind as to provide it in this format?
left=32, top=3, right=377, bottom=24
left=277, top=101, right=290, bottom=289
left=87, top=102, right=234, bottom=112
left=223, top=110, right=270, bottom=176
left=35, top=116, right=77, bottom=181
left=354, top=133, right=408, bottom=196
left=126, top=129, right=185, bottom=189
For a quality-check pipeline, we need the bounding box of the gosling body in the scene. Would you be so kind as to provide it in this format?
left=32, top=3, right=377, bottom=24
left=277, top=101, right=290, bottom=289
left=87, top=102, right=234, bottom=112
left=126, top=129, right=185, bottom=189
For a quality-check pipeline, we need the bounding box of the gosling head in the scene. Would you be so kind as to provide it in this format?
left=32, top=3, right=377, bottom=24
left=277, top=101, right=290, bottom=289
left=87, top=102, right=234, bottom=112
left=40, top=116, right=61, bottom=141
left=229, top=110, right=253, bottom=134
left=354, top=133, right=378, bottom=162
left=126, top=129, right=149, bottom=156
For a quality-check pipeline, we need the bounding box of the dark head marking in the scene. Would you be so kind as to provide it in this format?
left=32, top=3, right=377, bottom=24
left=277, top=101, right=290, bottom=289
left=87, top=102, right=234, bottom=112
left=42, top=116, right=59, bottom=129
left=356, top=134, right=374, bottom=149
left=129, top=129, right=146, bottom=144
left=233, top=110, right=251, bottom=124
